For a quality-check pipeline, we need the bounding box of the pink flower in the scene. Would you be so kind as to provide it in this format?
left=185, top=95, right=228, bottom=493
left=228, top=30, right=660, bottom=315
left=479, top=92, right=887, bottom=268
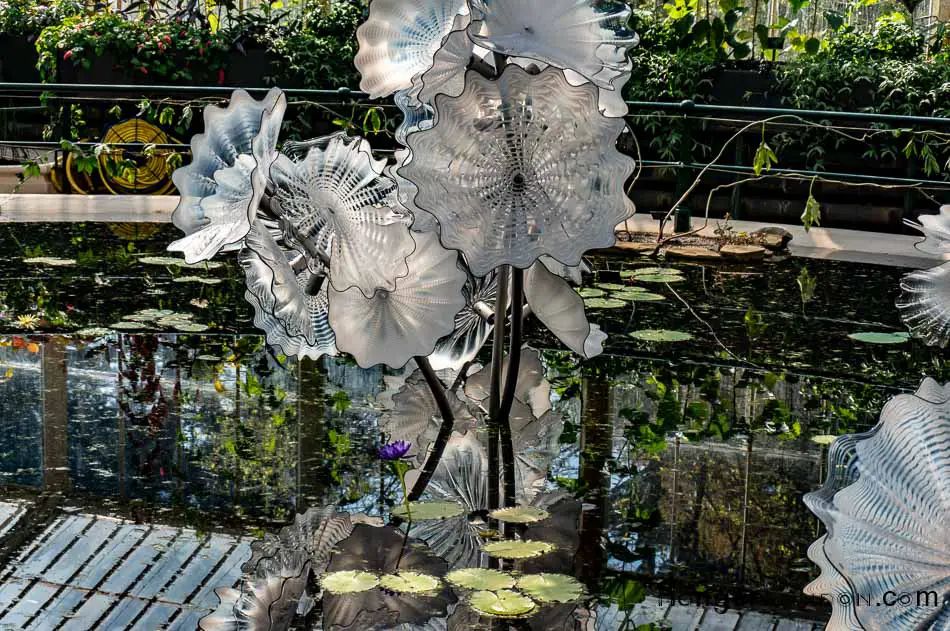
left=63, top=50, right=73, bottom=61
left=217, top=69, right=225, bottom=85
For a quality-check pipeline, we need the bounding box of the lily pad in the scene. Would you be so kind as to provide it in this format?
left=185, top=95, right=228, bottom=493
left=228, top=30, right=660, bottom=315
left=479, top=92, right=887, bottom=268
left=23, top=257, right=77, bottom=266
left=613, top=291, right=665, bottom=302
left=196, top=355, right=221, bottom=362
left=321, top=570, right=379, bottom=594
left=171, top=322, right=210, bottom=333
left=630, top=329, right=694, bottom=343
left=631, top=273, right=686, bottom=284
left=75, top=327, right=112, bottom=336
left=482, top=540, right=556, bottom=559
left=516, top=574, right=585, bottom=603
left=595, top=283, right=627, bottom=291
left=378, top=572, right=441, bottom=594
left=392, top=501, right=464, bottom=521
left=576, top=288, right=605, bottom=298
left=488, top=506, right=550, bottom=524
left=622, top=267, right=683, bottom=277
left=468, top=590, right=537, bottom=618
left=810, top=434, right=838, bottom=445
left=110, top=322, right=142, bottom=330
left=445, top=568, right=516, bottom=591
left=847, top=331, right=911, bottom=344
left=583, top=298, right=626, bottom=309
left=173, top=276, right=223, bottom=285
left=139, top=256, right=223, bottom=269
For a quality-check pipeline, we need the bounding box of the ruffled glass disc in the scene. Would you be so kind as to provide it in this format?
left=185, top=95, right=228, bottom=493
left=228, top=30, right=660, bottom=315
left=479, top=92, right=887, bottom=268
left=265, top=133, right=414, bottom=298
left=170, top=88, right=285, bottom=260
left=897, top=261, right=950, bottom=348
left=401, top=65, right=635, bottom=277
left=355, top=0, right=469, bottom=99
left=428, top=270, right=498, bottom=372
left=328, top=231, right=467, bottom=369
left=906, top=205, right=950, bottom=255
left=238, top=222, right=337, bottom=361
left=803, top=378, right=950, bottom=630
left=467, top=0, right=637, bottom=96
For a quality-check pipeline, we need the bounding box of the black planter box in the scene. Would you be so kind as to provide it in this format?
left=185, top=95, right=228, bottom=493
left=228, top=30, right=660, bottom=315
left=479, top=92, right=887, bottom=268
left=710, top=66, right=781, bottom=107
left=0, top=33, right=42, bottom=83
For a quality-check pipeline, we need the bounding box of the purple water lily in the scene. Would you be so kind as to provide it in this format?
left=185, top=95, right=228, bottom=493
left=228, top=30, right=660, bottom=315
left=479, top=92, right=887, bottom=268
left=378, top=440, right=411, bottom=461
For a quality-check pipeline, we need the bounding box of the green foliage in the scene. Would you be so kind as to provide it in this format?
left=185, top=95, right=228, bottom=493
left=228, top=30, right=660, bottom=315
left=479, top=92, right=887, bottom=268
left=0, top=0, right=81, bottom=37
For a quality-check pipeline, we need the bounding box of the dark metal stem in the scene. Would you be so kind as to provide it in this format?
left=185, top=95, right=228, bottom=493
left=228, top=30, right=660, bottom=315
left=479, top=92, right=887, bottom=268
left=497, top=268, right=524, bottom=508
left=407, top=356, right=456, bottom=501
left=488, top=266, right=510, bottom=511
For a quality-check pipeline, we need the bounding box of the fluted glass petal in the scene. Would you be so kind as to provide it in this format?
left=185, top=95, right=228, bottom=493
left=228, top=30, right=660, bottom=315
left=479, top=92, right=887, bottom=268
left=803, top=378, right=950, bottom=630
left=171, top=88, right=286, bottom=244
left=355, top=0, right=469, bottom=99
left=266, top=132, right=414, bottom=297
left=239, top=222, right=338, bottom=360
left=401, top=65, right=635, bottom=276
left=467, top=0, right=637, bottom=97
left=428, top=271, right=498, bottom=372
left=394, top=89, right=435, bottom=148
left=906, top=205, right=950, bottom=255
left=416, top=25, right=474, bottom=104
left=511, top=58, right=631, bottom=117
left=328, top=231, right=467, bottom=369
left=897, top=260, right=950, bottom=348
left=388, top=149, right=440, bottom=234
left=524, top=261, right=606, bottom=359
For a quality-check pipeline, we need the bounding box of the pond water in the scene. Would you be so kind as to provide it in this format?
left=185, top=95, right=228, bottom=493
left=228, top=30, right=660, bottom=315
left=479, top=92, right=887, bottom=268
left=0, top=222, right=943, bottom=630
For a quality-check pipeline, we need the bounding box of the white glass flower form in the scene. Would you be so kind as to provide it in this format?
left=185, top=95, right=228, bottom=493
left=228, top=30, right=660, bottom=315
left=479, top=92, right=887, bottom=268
left=512, top=57, right=631, bottom=118
left=524, top=261, right=605, bottom=359
left=394, top=89, right=435, bottom=148
left=401, top=65, right=635, bottom=277
left=328, top=231, right=467, bottom=369
left=388, top=149, right=440, bottom=234
left=898, top=206, right=950, bottom=347
left=264, top=132, right=415, bottom=298
left=467, top=0, right=637, bottom=108
left=239, top=222, right=338, bottom=361
left=427, top=270, right=499, bottom=372
left=355, top=0, right=469, bottom=99
left=416, top=19, right=474, bottom=104
left=803, top=378, right=950, bottom=630
left=170, top=88, right=286, bottom=262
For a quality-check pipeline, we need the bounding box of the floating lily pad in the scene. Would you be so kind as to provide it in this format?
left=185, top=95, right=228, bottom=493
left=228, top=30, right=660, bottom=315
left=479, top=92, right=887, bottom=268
left=378, top=572, right=441, bottom=594
left=321, top=570, right=379, bottom=594
left=136, top=309, right=174, bottom=318
left=445, top=568, right=516, bottom=591
left=139, top=256, right=224, bottom=269
left=482, top=540, right=556, bottom=559
left=468, top=590, right=537, bottom=618
left=196, top=355, right=221, bottom=362
left=810, top=434, right=838, bottom=445
left=595, top=283, right=627, bottom=291
left=172, top=322, right=210, bottom=333
left=622, top=267, right=683, bottom=277
left=157, top=314, right=194, bottom=328
left=576, top=288, right=605, bottom=298
left=613, top=291, right=665, bottom=302
left=23, top=257, right=77, bottom=266
left=516, top=574, right=585, bottom=603
left=847, top=331, right=911, bottom=344
left=173, top=276, right=223, bottom=285
left=631, top=273, right=686, bottom=284
left=75, top=327, right=112, bottom=336
left=110, top=322, right=142, bottom=330
left=630, top=329, right=694, bottom=343
left=584, top=298, right=626, bottom=309
left=489, top=506, right=550, bottom=524
left=126, top=314, right=160, bottom=322
left=392, top=501, right=464, bottom=520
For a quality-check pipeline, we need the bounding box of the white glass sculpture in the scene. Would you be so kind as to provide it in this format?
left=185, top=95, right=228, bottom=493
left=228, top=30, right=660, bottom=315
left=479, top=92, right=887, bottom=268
left=804, top=378, right=950, bottom=630
left=897, top=262, right=950, bottom=348
left=355, top=0, right=470, bottom=99
left=524, top=261, right=606, bottom=359
left=427, top=271, right=499, bottom=371
left=467, top=0, right=637, bottom=108
left=401, top=65, right=635, bottom=276
left=170, top=88, right=286, bottom=262
left=328, top=231, right=467, bottom=369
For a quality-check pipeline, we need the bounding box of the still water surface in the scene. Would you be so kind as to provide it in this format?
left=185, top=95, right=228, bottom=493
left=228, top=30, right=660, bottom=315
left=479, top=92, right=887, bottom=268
left=0, top=223, right=941, bottom=629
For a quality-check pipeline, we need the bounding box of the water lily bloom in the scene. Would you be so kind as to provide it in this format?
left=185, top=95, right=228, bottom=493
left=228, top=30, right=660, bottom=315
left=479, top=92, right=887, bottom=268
left=378, top=440, right=412, bottom=461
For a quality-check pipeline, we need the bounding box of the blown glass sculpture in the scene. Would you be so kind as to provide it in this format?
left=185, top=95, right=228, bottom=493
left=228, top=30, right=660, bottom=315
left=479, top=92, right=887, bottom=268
left=401, top=64, right=635, bottom=276
left=804, top=378, right=950, bottom=630
left=899, top=206, right=950, bottom=347
left=355, top=0, right=469, bottom=99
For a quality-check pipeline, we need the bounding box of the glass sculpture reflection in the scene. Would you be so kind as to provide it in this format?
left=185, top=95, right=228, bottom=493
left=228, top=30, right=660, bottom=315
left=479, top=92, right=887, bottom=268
left=804, top=378, right=950, bottom=630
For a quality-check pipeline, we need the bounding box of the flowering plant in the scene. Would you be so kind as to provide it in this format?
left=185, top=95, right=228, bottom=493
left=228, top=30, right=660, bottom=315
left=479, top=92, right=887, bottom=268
left=0, top=0, right=81, bottom=39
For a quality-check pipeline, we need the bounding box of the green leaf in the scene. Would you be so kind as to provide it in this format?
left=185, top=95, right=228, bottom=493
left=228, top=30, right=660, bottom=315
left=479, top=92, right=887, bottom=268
left=378, top=572, right=441, bottom=594
left=482, top=540, right=556, bottom=559
left=825, top=10, right=846, bottom=30
left=804, top=37, right=821, bottom=54
left=516, top=574, right=585, bottom=603
left=159, top=107, right=175, bottom=127
left=802, top=194, right=821, bottom=232
left=630, top=329, right=694, bottom=343
left=469, top=590, right=537, bottom=618
left=753, top=140, right=778, bottom=176
left=446, top=568, right=516, bottom=591
left=392, top=501, right=464, bottom=520
left=488, top=506, right=550, bottom=524
left=584, top=298, right=627, bottom=309
left=321, top=571, right=379, bottom=594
